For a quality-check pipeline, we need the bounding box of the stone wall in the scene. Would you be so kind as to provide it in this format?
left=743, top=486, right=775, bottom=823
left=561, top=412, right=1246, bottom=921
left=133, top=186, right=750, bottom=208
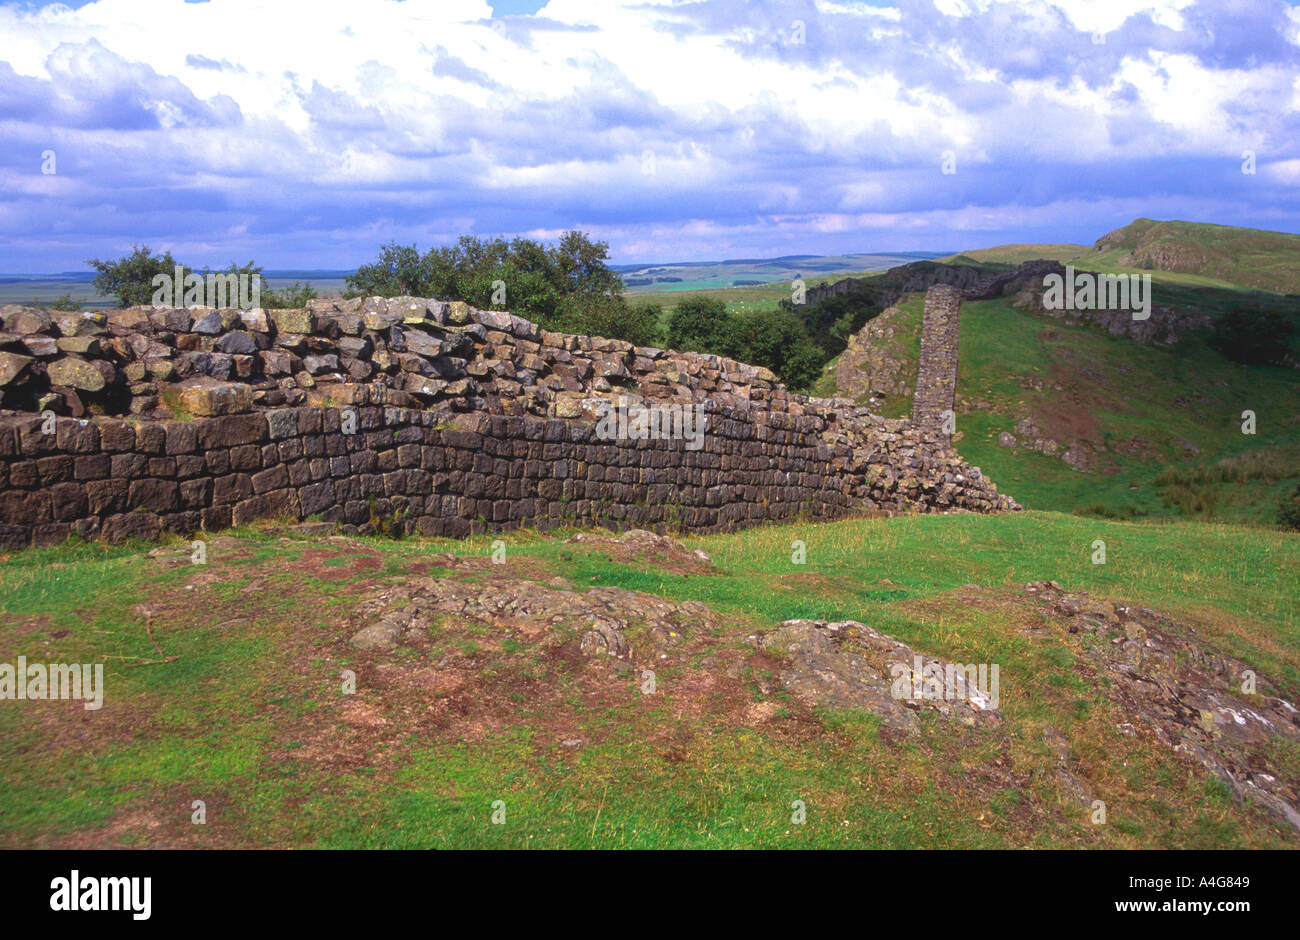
left=0, top=296, right=1017, bottom=547
left=833, top=305, right=913, bottom=405
left=911, top=285, right=962, bottom=440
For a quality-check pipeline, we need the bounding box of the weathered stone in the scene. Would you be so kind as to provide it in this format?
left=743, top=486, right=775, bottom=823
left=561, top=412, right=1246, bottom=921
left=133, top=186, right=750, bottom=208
left=0, top=351, right=33, bottom=386
left=56, top=336, right=101, bottom=355
left=51, top=310, right=106, bottom=337
left=191, top=310, right=224, bottom=335
left=47, top=357, right=107, bottom=392
left=270, top=308, right=315, bottom=334
left=179, top=381, right=254, bottom=417
left=215, top=331, right=258, bottom=355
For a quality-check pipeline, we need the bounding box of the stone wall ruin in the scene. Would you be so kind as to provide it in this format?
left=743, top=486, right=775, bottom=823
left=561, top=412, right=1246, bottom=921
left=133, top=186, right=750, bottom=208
left=0, top=295, right=1017, bottom=547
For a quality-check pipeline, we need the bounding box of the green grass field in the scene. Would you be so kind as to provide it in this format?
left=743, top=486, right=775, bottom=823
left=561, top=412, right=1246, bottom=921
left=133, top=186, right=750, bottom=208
left=1, top=511, right=1296, bottom=849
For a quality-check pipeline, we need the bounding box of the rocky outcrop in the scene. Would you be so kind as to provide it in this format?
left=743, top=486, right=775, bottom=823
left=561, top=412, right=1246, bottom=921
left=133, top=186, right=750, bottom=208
left=350, top=567, right=715, bottom=674
left=1008, top=280, right=1211, bottom=346
left=1025, top=580, right=1300, bottom=836
left=747, top=618, right=1002, bottom=735
left=805, top=259, right=1066, bottom=310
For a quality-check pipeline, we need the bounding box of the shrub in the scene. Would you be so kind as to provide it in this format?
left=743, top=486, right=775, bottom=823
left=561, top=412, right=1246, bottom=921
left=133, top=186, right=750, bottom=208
left=87, top=245, right=190, bottom=308
left=46, top=293, right=81, bottom=311
left=262, top=281, right=318, bottom=308
left=665, top=298, right=735, bottom=356
left=1278, top=482, right=1300, bottom=531
left=1210, top=308, right=1296, bottom=366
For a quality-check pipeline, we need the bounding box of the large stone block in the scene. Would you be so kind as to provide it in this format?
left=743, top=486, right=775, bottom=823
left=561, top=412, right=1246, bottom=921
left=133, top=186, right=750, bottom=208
left=180, top=381, right=253, bottom=417
left=197, top=413, right=268, bottom=449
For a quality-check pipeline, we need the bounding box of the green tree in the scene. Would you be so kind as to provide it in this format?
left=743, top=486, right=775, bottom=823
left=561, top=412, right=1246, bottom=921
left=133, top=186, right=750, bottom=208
left=558, top=295, right=662, bottom=348
left=665, top=297, right=736, bottom=356
left=731, top=307, right=825, bottom=390
left=87, top=244, right=190, bottom=308
left=344, top=231, right=625, bottom=337
left=344, top=242, right=429, bottom=298
left=782, top=281, right=883, bottom=360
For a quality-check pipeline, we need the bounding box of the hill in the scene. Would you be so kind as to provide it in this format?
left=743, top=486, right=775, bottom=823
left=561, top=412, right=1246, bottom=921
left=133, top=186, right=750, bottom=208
left=942, top=218, right=1300, bottom=294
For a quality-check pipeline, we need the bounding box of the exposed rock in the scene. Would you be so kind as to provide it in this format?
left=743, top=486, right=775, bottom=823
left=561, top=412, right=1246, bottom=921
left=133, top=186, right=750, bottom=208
left=565, top=528, right=712, bottom=570
left=349, top=574, right=714, bottom=666
left=747, top=619, right=1003, bottom=735
left=1023, top=580, right=1300, bottom=836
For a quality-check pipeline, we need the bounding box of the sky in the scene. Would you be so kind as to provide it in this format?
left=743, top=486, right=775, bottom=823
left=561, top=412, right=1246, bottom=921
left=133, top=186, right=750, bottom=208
left=1, top=0, right=1298, bottom=271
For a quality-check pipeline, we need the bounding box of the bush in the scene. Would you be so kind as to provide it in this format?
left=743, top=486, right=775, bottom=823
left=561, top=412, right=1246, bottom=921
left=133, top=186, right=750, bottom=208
left=345, top=232, right=625, bottom=336
left=731, top=307, right=825, bottom=391
left=262, top=281, right=317, bottom=308
left=87, top=245, right=191, bottom=308
left=46, top=293, right=81, bottom=311
left=1210, top=308, right=1296, bottom=366
left=1278, top=482, right=1300, bottom=530
left=665, top=298, right=736, bottom=357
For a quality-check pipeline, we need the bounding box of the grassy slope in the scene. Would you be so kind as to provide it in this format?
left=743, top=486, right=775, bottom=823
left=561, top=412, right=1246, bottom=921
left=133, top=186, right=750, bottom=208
left=1, top=513, right=1296, bottom=849
left=956, top=298, right=1300, bottom=524
left=942, top=218, right=1300, bottom=294
left=800, top=247, right=1300, bottom=524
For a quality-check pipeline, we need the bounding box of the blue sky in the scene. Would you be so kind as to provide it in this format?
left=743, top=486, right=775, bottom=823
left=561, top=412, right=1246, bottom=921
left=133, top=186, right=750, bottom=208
left=1, top=0, right=1298, bottom=271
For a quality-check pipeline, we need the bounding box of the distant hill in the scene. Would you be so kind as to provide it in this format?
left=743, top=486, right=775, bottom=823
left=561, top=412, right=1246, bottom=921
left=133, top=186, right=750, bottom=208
left=1090, top=218, right=1300, bottom=294
left=942, top=218, right=1300, bottom=295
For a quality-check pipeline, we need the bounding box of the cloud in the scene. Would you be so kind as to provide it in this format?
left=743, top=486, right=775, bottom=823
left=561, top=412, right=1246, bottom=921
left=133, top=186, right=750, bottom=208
left=0, top=0, right=1296, bottom=270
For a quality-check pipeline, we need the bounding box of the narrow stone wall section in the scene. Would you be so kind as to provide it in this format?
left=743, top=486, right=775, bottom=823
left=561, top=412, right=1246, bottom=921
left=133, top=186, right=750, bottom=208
left=911, top=284, right=962, bottom=442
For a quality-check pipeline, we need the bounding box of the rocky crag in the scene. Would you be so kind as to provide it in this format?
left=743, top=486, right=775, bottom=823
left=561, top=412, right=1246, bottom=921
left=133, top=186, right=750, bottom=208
left=0, top=295, right=1016, bottom=548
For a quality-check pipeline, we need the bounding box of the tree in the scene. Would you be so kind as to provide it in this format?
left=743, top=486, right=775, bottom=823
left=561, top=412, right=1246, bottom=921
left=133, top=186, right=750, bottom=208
left=731, top=307, right=825, bottom=391
left=666, top=298, right=736, bottom=356
left=345, top=242, right=429, bottom=298
left=558, top=295, right=662, bottom=348
left=87, top=245, right=190, bottom=308
left=344, top=231, right=625, bottom=338
left=1211, top=308, right=1297, bottom=366
left=781, top=281, right=883, bottom=360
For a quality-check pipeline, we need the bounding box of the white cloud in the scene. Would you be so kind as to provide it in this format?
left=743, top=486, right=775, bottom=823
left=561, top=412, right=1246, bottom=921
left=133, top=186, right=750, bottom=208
left=0, top=0, right=1296, bottom=267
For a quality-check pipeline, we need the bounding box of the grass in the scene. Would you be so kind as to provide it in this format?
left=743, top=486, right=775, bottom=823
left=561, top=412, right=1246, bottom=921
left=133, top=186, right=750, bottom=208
left=1, top=510, right=1296, bottom=849
left=941, top=218, right=1300, bottom=295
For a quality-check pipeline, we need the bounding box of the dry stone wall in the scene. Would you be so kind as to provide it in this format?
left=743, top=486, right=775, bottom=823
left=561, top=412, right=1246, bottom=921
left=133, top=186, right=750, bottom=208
left=0, top=296, right=1017, bottom=547
left=911, top=285, right=962, bottom=440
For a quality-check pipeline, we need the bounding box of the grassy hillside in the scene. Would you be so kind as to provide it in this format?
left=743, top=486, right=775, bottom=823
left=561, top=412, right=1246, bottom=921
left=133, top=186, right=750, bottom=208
left=942, top=218, right=1300, bottom=295
left=955, top=297, right=1300, bottom=524
left=1, top=512, right=1296, bottom=849
left=806, top=285, right=1300, bottom=525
